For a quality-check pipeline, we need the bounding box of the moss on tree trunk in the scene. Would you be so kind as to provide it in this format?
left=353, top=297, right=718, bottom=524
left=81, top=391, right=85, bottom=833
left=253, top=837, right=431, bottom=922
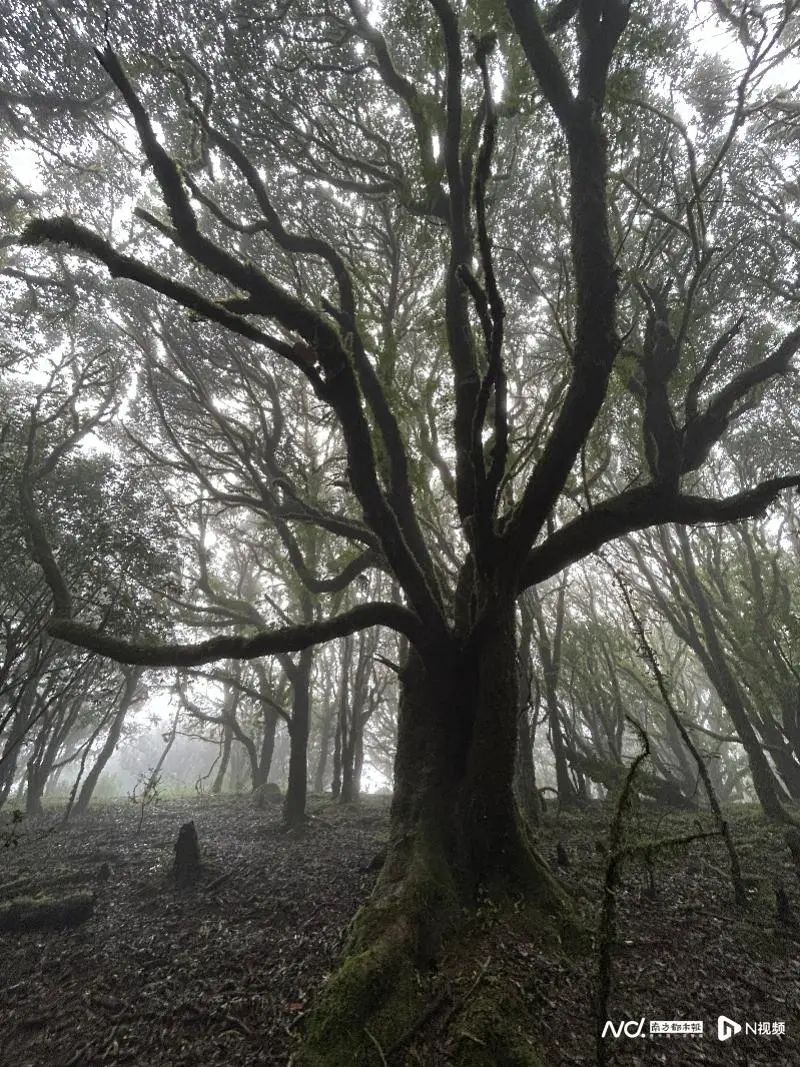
left=298, top=611, right=572, bottom=1066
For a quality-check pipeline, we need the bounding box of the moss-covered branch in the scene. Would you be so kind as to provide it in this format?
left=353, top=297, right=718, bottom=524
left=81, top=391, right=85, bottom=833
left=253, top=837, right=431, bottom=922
left=519, top=476, right=800, bottom=590
left=20, top=217, right=312, bottom=371
left=43, top=603, right=422, bottom=667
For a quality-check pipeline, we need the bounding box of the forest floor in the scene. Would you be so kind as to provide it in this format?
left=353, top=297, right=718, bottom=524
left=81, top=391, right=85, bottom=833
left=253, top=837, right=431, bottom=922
left=0, top=794, right=798, bottom=1067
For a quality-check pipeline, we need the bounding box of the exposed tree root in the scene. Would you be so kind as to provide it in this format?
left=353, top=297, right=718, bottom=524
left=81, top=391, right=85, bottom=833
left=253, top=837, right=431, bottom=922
left=296, top=823, right=575, bottom=1067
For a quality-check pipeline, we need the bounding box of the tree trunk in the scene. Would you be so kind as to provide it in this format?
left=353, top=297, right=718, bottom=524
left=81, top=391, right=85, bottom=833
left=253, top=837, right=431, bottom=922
left=300, top=608, right=571, bottom=1066
left=211, top=721, right=232, bottom=795
left=330, top=719, right=342, bottom=799
left=25, top=760, right=47, bottom=817
left=254, top=704, right=279, bottom=789
left=228, top=742, right=247, bottom=792
left=337, top=635, right=357, bottom=803
left=313, top=698, right=335, bottom=793
left=312, top=661, right=337, bottom=793
left=0, top=729, right=21, bottom=808
left=353, top=717, right=365, bottom=799
left=673, top=528, right=790, bottom=820
left=330, top=674, right=343, bottom=801
left=530, top=582, right=578, bottom=808
left=284, top=647, right=313, bottom=829
left=74, top=668, right=142, bottom=815
left=515, top=703, right=541, bottom=825
left=514, top=619, right=542, bottom=825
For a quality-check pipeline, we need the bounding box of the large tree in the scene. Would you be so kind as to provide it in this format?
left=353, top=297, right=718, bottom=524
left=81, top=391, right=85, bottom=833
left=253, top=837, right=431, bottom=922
left=6, top=0, right=800, bottom=1061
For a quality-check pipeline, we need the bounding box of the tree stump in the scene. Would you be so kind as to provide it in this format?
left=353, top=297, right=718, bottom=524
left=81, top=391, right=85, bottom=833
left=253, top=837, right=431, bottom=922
left=253, top=782, right=282, bottom=810
left=173, top=820, right=201, bottom=888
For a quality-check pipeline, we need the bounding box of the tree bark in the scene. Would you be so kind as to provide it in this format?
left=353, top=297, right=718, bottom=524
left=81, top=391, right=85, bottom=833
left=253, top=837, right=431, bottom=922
left=284, top=647, right=313, bottom=829
left=300, top=607, right=571, bottom=1065
left=74, top=667, right=142, bottom=814
left=330, top=652, right=346, bottom=800
left=515, top=702, right=541, bottom=826
left=255, top=704, right=279, bottom=789
left=312, top=667, right=336, bottom=793
left=25, top=759, right=47, bottom=817
left=337, top=635, right=357, bottom=803
left=530, top=582, right=578, bottom=807
left=211, top=721, right=232, bottom=794
left=514, top=608, right=542, bottom=824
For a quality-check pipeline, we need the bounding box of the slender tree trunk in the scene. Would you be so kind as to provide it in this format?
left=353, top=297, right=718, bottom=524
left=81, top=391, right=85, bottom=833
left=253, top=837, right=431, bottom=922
left=25, top=759, right=47, bottom=816
left=74, top=668, right=142, bottom=814
left=229, top=743, right=247, bottom=792
left=674, top=528, right=789, bottom=820
left=330, top=647, right=347, bottom=800
left=145, top=706, right=181, bottom=793
left=312, top=701, right=335, bottom=793
left=284, top=647, right=313, bottom=829
left=210, top=677, right=239, bottom=794
left=353, top=715, right=366, bottom=798
left=514, top=607, right=542, bottom=824
left=332, top=635, right=353, bottom=800
left=330, top=720, right=342, bottom=799
left=312, top=664, right=336, bottom=793
left=530, top=582, right=577, bottom=807
left=211, top=722, right=232, bottom=794
left=515, top=703, right=541, bottom=825
left=340, top=708, right=367, bottom=802
left=341, top=634, right=374, bottom=803
left=0, top=740, right=20, bottom=809
left=255, top=704, right=279, bottom=789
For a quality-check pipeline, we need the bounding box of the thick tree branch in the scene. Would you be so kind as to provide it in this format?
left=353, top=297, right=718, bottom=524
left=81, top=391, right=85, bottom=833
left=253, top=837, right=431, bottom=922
left=683, top=326, right=800, bottom=473
left=20, top=217, right=314, bottom=372
left=502, top=0, right=626, bottom=574
left=519, top=476, right=800, bottom=590
left=44, top=604, right=422, bottom=667
left=427, top=0, right=483, bottom=535
left=471, top=33, right=508, bottom=544
left=94, top=46, right=347, bottom=367
left=24, top=49, right=448, bottom=640
left=19, top=433, right=431, bottom=662
left=346, top=0, right=444, bottom=196
left=504, top=0, right=575, bottom=127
